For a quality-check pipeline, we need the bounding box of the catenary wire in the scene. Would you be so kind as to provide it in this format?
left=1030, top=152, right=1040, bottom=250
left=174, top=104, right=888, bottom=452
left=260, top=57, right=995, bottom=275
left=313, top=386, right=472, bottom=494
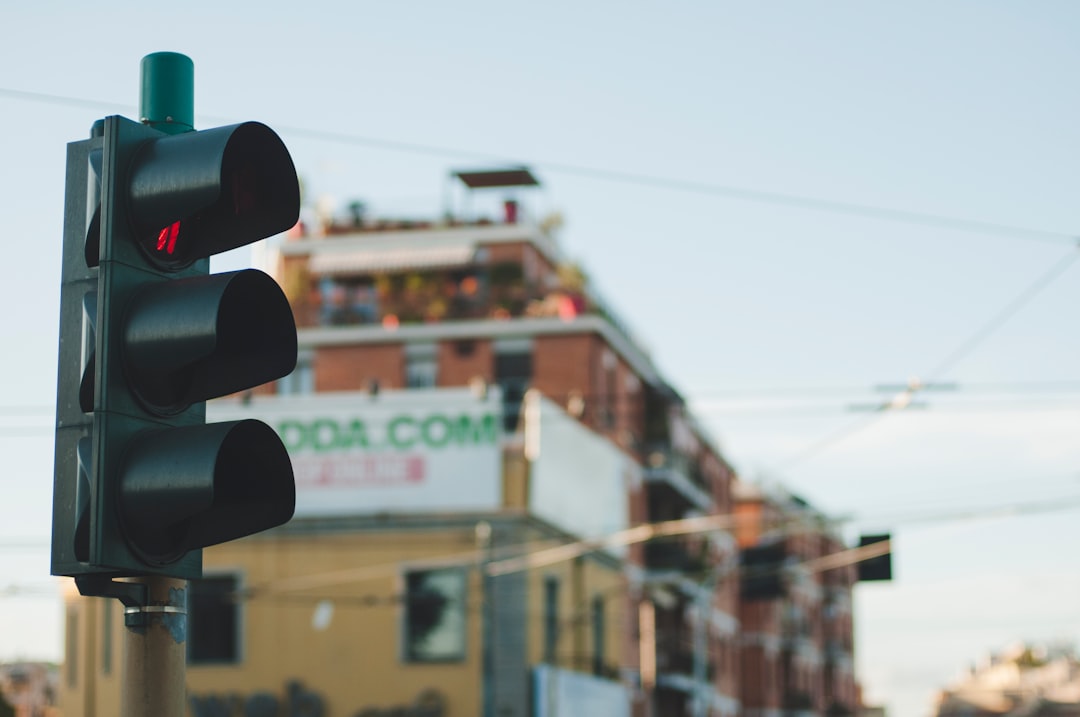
left=771, top=246, right=1080, bottom=471
left=8, top=493, right=1078, bottom=601
left=1, top=87, right=1077, bottom=247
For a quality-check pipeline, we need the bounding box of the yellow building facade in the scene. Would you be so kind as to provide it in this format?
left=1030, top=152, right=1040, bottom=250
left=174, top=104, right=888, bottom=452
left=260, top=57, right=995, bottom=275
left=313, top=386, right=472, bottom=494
left=60, top=388, right=635, bottom=717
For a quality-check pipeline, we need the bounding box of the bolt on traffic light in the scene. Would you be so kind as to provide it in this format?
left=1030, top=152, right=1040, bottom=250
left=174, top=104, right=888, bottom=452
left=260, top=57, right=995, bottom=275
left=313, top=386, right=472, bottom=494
left=52, top=114, right=301, bottom=581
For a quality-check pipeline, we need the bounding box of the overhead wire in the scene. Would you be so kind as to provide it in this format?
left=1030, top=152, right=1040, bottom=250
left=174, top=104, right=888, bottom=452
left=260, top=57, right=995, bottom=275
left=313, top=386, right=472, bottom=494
left=924, top=249, right=1080, bottom=380
left=231, top=491, right=1080, bottom=595
left=696, top=398, right=1080, bottom=418
left=688, top=379, right=1080, bottom=400
left=1, top=86, right=1077, bottom=247
left=772, top=245, right=1080, bottom=471
left=9, top=491, right=1078, bottom=602
left=4, top=378, right=1080, bottom=424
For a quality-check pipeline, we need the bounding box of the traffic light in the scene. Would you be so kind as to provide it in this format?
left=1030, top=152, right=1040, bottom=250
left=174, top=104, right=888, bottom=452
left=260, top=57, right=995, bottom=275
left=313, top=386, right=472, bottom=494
left=856, top=533, right=893, bottom=582
left=52, top=114, right=300, bottom=581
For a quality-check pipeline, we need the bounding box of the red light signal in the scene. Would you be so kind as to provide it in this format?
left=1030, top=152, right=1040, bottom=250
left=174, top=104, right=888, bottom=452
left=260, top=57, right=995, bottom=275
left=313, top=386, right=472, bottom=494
left=155, top=221, right=181, bottom=255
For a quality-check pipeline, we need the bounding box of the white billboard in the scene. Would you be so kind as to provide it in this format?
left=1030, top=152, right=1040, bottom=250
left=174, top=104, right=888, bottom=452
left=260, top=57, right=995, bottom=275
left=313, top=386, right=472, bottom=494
left=208, top=388, right=502, bottom=517
left=524, top=392, right=634, bottom=546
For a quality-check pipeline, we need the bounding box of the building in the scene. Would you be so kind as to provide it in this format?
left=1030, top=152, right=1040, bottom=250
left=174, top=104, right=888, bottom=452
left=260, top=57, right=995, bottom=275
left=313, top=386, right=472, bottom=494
left=733, top=483, right=860, bottom=717
left=0, top=662, right=59, bottom=717
left=60, top=168, right=746, bottom=717
left=932, top=644, right=1080, bottom=716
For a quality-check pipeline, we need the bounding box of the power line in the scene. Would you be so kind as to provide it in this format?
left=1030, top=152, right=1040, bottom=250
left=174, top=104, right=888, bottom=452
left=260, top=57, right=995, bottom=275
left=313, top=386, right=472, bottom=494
left=857, top=494, right=1080, bottom=530
left=2, top=376, right=1079, bottom=428
left=695, top=397, right=1080, bottom=418
left=774, top=413, right=883, bottom=470
left=774, top=246, right=1080, bottom=470
left=924, top=249, right=1080, bottom=379
left=0, top=87, right=132, bottom=115
left=2, top=86, right=1077, bottom=247
left=11, top=491, right=1076, bottom=603
left=487, top=493, right=1080, bottom=577
left=687, top=379, right=1080, bottom=400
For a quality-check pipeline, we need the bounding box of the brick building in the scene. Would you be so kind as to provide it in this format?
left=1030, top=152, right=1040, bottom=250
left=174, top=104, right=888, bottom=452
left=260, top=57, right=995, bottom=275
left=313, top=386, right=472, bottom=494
left=734, top=483, right=860, bottom=717
left=270, top=167, right=743, bottom=716
left=59, top=167, right=871, bottom=717
left=932, top=644, right=1080, bottom=716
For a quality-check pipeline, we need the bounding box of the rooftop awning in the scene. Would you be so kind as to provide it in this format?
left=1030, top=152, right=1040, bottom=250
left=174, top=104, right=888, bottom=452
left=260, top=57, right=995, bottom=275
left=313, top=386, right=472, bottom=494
left=454, top=167, right=540, bottom=189
left=308, top=243, right=477, bottom=276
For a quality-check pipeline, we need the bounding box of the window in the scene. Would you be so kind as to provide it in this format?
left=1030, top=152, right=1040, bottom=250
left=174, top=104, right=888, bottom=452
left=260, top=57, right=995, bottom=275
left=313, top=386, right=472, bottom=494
left=405, top=342, right=438, bottom=389
left=601, top=350, right=617, bottom=429
left=495, top=341, right=533, bottom=432
left=188, top=574, right=241, bottom=665
left=543, top=575, right=559, bottom=664
left=403, top=568, right=467, bottom=662
left=277, top=351, right=314, bottom=395
left=591, top=595, right=605, bottom=676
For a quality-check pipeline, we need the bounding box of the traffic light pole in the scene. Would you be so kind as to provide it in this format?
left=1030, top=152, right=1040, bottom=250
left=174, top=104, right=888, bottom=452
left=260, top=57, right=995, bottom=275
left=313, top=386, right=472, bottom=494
left=122, top=53, right=195, bottom=717
left=122, top=577, right=188, bottom=717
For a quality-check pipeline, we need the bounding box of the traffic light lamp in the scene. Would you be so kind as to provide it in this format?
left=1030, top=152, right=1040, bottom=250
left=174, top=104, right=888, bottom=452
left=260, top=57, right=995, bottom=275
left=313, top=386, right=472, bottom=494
left=52, top=114, right=300, bottom=581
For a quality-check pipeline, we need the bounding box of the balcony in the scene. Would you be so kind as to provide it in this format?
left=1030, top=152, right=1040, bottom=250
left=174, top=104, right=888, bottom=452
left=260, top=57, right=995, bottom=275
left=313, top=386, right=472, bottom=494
left=643, top=444, right=713, bottom=512
left=291, top=260, right=554, bottom=329
left=280, top=222, right=653, bottom=367
left=780, top=605, right=820, bottom=658
left=824, top=639, right=853, bottom=666
left=645, top=540, right=708, bottom=575
left=783, top=689, right=817, bottom=716
left=654, top=635, right=695, bottom=676
left=653, top=632, right=716, bottom=684
left=823, top=583, right=852, bottom=613
left=654, top=685, right=690, bottom=716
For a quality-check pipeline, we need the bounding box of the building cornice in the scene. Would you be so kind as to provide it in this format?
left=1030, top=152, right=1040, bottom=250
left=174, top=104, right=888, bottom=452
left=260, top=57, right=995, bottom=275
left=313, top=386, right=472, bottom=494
left=298, top=314, right=662, bottom=386
left=279, top=222, right=564, bottom=267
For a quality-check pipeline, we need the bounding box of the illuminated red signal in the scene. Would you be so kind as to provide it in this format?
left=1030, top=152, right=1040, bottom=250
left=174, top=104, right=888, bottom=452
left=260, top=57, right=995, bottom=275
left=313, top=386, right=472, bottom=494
left=156, top=221, right=181, bottom=255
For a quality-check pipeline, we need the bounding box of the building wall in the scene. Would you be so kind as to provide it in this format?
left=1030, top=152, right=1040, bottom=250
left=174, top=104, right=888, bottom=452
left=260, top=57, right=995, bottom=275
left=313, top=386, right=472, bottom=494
left=735, top=489, right=861, bottom=716
left=315, top=343, right=404, bottom=392
left=532, top=334, right=594, bottom=400
left=532, top=333, right=642, bottom=453
left=437, top=338, right=493, bottom=386
left=523, top=548, right=627, bottom=677
left=188, top=526, right=485, bottom=716
left=59, top=593, right=124, bottom=717
left=713, top=576, right=742, bottom=702
left=60, top=516, right=627, bottom=717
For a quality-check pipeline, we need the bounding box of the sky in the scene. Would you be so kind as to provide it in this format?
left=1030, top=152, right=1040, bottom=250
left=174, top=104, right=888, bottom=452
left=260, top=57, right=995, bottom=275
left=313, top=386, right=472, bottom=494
left=3, top=2, right=1080, bottom=715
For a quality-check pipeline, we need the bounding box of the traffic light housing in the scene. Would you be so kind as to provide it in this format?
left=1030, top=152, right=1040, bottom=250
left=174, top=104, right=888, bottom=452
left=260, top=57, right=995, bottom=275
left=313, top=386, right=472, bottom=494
left=52, top=115, right=300, bottom=580
left=856, top=533, right=893, bottom=582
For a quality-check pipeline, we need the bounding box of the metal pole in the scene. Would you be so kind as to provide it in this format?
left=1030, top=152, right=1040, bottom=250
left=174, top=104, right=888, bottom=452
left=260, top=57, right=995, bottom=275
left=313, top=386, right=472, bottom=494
left=121, top=53, right=195, bottom=717
left=477, top=521, right=495, bottom=717
left=121, top=576, right=188, bottom=717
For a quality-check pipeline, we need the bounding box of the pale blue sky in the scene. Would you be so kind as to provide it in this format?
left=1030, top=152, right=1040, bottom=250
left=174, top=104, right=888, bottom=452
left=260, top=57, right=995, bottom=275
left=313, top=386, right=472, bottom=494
left=3, top=3, right=1080, bottom=715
